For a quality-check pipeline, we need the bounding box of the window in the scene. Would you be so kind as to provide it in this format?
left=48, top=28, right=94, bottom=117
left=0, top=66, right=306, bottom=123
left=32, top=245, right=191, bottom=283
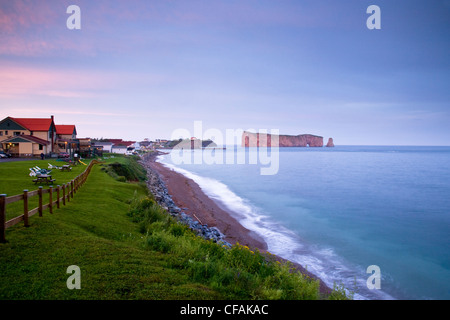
left=0, top=131, right=3, bottom=136
left=5, top=131, right=8, bottom=135
left=39, top=145, right=43, bottom=150
left=13, top=131, right=21, bottom=136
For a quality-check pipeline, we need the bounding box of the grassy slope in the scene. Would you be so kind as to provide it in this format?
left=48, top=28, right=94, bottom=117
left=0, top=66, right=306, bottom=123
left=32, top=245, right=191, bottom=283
left=0, top=156, right=221, bottom=299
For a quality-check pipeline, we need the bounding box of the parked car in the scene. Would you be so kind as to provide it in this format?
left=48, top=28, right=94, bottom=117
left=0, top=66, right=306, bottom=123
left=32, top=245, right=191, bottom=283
left=0, top=150, right=11, bottom=158
left=58, top=152, right=70, bottom=158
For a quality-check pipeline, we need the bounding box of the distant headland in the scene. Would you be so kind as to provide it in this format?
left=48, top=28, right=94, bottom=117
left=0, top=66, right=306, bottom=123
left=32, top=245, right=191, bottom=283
left=242, top=131, right=334, bottom=148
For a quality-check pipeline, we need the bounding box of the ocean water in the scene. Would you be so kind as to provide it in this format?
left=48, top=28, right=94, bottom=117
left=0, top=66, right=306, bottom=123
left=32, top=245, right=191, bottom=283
left=156, top=146, right=450, bottom=300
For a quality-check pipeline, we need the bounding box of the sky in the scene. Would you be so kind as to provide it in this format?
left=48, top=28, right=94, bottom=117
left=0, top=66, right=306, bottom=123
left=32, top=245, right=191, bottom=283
left=0, top=0, right=449, bottom=145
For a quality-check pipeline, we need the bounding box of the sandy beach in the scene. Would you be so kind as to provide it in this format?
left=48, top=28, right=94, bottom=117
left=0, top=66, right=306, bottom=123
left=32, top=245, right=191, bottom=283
left=143, top=151, right=332, bottom=295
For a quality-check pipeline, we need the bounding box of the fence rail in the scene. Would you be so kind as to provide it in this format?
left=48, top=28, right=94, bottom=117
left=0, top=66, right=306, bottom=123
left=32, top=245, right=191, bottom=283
left=0, top=160, right=102, bottom=243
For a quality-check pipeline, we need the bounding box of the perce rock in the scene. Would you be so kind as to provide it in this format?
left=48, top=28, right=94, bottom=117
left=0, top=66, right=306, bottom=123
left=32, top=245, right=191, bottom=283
left=242, top=131, right=324, bottom=147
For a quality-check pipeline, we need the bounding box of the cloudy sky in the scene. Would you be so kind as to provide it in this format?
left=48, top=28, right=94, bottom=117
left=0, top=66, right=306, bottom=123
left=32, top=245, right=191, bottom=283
left=1, top=0, right=449, bottom=145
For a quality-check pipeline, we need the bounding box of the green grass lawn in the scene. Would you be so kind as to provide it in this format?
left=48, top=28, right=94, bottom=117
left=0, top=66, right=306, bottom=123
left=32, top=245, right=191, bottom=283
left=0, top=158, right=91, bottom=195
left=0, top=158, right=95, bottom=221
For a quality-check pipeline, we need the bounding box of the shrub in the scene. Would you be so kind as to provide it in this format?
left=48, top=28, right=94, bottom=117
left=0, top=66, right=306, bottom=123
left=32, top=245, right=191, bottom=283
left=169, top=223, right=187, bottom=237
left=104, top=157, right=147, bottom=182
left=260, top=262, right=320, bottom=300
left=146, top=231, right=174, bottom=253
left=117, top=176, right=127, bottom=182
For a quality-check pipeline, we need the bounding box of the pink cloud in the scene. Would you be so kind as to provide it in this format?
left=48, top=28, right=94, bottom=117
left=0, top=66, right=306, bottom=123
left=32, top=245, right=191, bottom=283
left=0, top=63, right=171, bottom=98
left=0, top=0, right=60, bottom=33
left=0, top=0, right=80, bottom=57
left=0, top=33, right=99, bottom=57
left=0, top=64, right=106, bottom=98
left=8, top=107, right=131, bottom=118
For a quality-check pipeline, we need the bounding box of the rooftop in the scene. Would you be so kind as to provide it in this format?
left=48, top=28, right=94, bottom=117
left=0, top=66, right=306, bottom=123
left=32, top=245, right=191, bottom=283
left=56, top=125, right=76, bottom=135
left=11, top=117, right=54, bottom=131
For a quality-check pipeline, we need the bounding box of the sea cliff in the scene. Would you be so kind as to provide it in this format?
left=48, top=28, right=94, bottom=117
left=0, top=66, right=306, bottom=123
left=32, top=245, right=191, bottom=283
left=242, top=131, right=324, bottom=147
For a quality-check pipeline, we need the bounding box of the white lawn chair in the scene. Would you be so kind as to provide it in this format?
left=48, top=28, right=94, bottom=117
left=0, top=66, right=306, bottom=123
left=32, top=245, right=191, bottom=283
left=48, top=163, right=61, bottom=170
left=33, top=166, right=51, bottom=175
left=29, top=168, right=37, bottom=177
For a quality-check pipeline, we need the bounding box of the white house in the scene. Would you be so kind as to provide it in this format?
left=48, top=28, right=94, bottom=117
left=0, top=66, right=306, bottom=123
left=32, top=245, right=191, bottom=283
left=93, top=141, right=113, bottom=153
left=111, top=145, right=127, bottom=154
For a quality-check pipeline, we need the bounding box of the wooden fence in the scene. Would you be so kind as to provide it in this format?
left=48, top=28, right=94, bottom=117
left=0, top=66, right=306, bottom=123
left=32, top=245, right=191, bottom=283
left=0, top=160, right=102, bottom=243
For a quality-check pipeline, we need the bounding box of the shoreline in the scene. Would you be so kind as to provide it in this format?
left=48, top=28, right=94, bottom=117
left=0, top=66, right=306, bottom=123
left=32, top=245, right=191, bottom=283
left=140, top=151, right=332, bottom=296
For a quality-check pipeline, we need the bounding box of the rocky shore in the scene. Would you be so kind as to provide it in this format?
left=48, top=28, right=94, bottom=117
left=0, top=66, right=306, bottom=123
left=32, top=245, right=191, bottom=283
left=139, top=152, right=232, bottom=248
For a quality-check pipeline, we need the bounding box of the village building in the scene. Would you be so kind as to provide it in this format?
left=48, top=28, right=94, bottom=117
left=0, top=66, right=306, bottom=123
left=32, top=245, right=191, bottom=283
left=56, top=124, right=78, bottom=156
left=0, top=116, right=57, bottom=157
left=111, top=145, right=127, bottom=154
left=91, top=141, right=113, bottom=153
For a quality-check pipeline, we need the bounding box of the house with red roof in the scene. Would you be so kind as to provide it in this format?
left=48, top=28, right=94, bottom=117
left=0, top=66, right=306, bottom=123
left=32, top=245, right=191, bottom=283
left=55, top=124, right=78, bottom=154
left=0, top=116, right=82, bottom=157
left=0, top=116, right=58, bottom=157
left=56, top=125, right=77, bottom=139
left=103, top=139, right=136, bottom=147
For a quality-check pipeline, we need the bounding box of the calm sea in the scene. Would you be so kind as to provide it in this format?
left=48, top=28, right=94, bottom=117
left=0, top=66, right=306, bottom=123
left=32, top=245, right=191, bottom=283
left=157, top=146, right=450, bottom=300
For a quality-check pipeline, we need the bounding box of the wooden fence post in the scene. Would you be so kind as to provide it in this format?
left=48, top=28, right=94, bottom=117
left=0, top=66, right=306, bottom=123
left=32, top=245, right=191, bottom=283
left=0, top=194, right=6, bottom=243
left=49, top=186, right=53, bottom=214
left=56, top=185, right=60, bottom=209
left=23, top=190, right=29, bottom=227
left=38, top=186, right=43, bottom=217
left=67, top=183, right=70, bottom=203
left=71, top=180, right=74, bottom=199
left=62, top=184, right=66, bottom=206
